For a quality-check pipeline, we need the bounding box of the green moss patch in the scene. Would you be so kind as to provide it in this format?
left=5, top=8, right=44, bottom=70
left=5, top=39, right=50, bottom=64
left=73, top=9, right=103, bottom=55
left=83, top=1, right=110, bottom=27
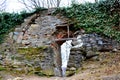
left=34, top=69, right=54, bottom=77
left=0, top=66, right=6, bottom=71
left=17, top=46, right=47, bottom=54
left=17, top=46, right=47, bottom=60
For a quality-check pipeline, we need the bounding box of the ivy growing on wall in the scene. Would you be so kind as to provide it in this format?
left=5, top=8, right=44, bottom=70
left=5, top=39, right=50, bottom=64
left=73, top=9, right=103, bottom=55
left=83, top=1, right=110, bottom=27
left=54, top=0, right=120, bottom=42
left=0, top=7, right=47, bottom=43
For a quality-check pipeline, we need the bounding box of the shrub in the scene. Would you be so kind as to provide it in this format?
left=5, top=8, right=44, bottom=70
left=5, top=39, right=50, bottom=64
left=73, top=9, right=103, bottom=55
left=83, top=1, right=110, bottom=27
left=0, top=12, right=31, bottom=43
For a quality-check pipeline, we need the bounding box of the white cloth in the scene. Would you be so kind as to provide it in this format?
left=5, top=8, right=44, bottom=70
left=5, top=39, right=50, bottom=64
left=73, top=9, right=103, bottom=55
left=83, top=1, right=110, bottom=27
left=60, top=37, right=83, bottom=76
left=61, top=40, right=72, bottom=68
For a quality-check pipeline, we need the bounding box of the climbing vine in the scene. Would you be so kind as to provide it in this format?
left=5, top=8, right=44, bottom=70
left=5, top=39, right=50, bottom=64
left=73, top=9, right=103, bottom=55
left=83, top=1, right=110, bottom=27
left=54, top=0, right=120, bottom=42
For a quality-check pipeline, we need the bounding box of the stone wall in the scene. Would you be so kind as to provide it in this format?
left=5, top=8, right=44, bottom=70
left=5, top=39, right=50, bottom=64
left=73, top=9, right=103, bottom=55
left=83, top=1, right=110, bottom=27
left=0, top=11, right=68, bottom=76
left=66, top=33, right=119, bottom=76
left=0, top=45, right=55, bottom=76
left=0, top=9, right=119, bottom=77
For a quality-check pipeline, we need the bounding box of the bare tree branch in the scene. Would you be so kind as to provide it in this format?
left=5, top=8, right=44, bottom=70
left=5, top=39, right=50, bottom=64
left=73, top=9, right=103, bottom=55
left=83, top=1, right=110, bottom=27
left=17, top=0, right=62, bottom=11
left=95, top=0, right=98, bottom=3
left=0, top=0, right=7, bottom=11
left=18, top=0, right=33, bottom=11
left=57, top=0, right=61, bottom=7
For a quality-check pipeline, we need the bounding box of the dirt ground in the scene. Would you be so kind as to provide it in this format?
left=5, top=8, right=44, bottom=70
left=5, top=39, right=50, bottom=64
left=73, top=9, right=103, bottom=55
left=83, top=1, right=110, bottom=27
left=1, top=51, right=120, bottom=80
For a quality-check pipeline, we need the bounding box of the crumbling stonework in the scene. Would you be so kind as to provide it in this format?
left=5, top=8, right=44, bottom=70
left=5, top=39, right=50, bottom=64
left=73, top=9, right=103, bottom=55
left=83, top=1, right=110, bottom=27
left=66, top=33, right=119, bottom=76
left=0, top=9, right=119, bottom=77
left=0, top=10, right=69, bottom=76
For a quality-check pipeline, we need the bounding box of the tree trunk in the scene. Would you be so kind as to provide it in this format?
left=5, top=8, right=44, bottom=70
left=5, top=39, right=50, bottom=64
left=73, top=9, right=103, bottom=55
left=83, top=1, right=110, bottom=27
left=57, top=0, right=61, bottom=7
left=95, top=0, right=98, bottom=3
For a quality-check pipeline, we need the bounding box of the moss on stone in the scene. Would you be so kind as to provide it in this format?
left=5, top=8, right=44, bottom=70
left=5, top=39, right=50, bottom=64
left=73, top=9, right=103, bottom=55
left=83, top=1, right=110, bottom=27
left=13, top=46, right=54, bottom=76
left=17, top=46, right=47, bottom=54
left=0, top=76, right=3, bottom=80
left=66, top=70, right=75, bottom=77
left=0, top=66, right=6, bottom=71
left=34, top=69, right=54, bottom=77
left=41, top=69, right=54, bottom=76
left=12, top=69, right=26, bottom=74
left=17, top=46, right=47, bottom=60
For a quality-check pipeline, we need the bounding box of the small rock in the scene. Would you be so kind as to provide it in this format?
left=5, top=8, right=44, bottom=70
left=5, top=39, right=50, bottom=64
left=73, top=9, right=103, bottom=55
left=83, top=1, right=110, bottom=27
left=13, top=32, right=19, bottom=41
left=13, top=77, right=23, bottom=80
left=13, top=35, right=18, bottom=41
left=0, top=55, right=3, bottom=60
left=30, top=24, right=39, bottom=28
left=22, top=40, right=30, bottom=45
left=22, top=28, right=26, bottom=32
left=9, top=32, right=13, bottom=38
left=7, top=79, right=12, bottom=80
left=2, top=43, right=10, bottom=47
left=13, top=32, right=19, bottom=35
left=30, top=24, right=39, bottom=31
left=69, top=67, right=76, bottom=71
left=16, top=32, right=23, bottom=43
left=112, top=48, right=118, bottom=52
left=22, top=33, right=29, bottom=40
left=15, top=28, right=22, bottom=32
